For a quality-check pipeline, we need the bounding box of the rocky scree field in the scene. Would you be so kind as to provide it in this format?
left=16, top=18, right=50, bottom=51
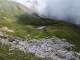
left=0, top=0, right=80, bottom=60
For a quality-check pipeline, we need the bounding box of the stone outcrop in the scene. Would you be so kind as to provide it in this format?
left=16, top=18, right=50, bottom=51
left=0, top=32, right=80, bottom=60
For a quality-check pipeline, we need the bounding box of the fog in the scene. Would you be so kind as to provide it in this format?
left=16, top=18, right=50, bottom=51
left=10, top=0, right=80, bottom=24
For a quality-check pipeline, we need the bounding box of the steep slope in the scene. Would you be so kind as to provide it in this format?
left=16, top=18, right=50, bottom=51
left=0, top=0, right=80, bottom=60
left=0, top=0, right=80, bottom=49
left=0, top=1, right=48, bottom=60
left=0, top=0, right=35, bottom=19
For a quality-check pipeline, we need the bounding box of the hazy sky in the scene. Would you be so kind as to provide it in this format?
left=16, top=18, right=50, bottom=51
left=11, top=0, right=80, bottom=24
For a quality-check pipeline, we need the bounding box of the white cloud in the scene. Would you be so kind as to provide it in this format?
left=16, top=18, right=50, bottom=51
left=10, top=0, right=80, bottom=24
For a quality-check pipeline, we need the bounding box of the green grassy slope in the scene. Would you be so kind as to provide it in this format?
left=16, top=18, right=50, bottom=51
left=0, top=0, right=80, bottom=50
left=0, top=1, right=49, bottom=60
left=17, top=15, right=80, bottom=51
left=0, top=0, right=80, bottom=60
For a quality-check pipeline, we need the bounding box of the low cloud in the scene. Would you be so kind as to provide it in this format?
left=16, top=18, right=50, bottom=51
left=11, top=0, right=80, bottom=24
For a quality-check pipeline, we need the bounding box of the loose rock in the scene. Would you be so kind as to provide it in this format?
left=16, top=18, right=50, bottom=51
left=0, top=33, right=80, bottom=60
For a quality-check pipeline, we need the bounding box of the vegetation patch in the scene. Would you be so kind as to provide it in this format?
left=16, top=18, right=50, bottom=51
left=0, top=0, right=80, bottom=60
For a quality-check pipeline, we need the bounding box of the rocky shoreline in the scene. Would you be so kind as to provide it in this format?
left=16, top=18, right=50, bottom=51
left=0, top=32, right=80, bottom=60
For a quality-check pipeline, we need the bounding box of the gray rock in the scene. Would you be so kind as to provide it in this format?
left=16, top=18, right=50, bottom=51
left=0, top=34, right=80, bottom=60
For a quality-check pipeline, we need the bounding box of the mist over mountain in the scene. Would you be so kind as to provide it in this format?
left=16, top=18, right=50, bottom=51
left=0, top=0, right=80, bottom=60
left=10, top=0, right=80, bottom=25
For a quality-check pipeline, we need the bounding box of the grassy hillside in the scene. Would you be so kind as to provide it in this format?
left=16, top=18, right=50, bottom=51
left=0, top=0, right=80, bottom=60
left=17, top=15, right=80, bottom=51
left=0, top=0, right=80, bottom=50
left=0, top=1, right=48, bottom=60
